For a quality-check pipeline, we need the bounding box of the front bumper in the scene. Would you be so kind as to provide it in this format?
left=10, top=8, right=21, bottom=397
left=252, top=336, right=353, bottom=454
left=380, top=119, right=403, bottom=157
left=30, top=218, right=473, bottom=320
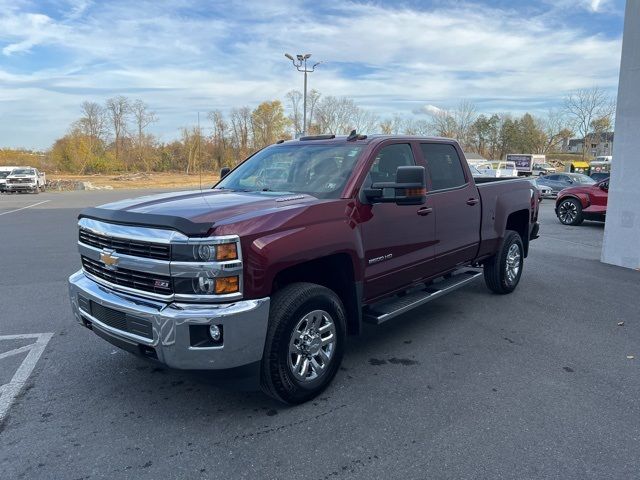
left=6, top=183, right=37, bottom=191
left=68, top=270, right=270, bottom=370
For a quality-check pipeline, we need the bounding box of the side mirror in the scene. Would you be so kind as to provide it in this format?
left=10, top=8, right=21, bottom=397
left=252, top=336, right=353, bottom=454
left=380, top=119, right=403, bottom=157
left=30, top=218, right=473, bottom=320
left=220, top=167, right=231, bottom=179
left=362, top=165, right=426, bottom=206
left=600, top=182, right=609, bottom=191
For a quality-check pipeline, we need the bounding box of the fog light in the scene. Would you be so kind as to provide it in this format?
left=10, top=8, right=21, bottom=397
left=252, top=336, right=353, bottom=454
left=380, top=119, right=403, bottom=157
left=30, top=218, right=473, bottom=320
left=209, top=324, right=222, bottom=341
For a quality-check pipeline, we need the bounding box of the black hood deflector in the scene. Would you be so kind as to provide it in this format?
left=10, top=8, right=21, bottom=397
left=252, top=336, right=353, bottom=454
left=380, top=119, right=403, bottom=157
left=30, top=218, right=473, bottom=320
left=79, top=207, right=214, bottom=237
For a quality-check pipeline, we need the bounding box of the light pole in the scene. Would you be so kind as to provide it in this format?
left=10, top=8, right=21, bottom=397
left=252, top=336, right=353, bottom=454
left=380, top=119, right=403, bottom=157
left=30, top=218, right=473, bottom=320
left=285, top=53, right=321, bottom=136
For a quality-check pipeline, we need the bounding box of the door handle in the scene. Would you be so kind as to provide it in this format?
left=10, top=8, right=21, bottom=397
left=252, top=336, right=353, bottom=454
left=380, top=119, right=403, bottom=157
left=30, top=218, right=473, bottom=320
left=417, top=207, right=433, bottom=216
left=466, top=198, right=479, bottom=206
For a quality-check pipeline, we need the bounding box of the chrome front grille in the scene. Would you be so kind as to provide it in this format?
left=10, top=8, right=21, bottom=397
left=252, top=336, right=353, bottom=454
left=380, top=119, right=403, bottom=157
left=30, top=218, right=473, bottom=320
left=77, top=217, right=243, bottom=303
left=81, top=256, right=173, bottom=296
left=79, top=228, right=170, bottom=260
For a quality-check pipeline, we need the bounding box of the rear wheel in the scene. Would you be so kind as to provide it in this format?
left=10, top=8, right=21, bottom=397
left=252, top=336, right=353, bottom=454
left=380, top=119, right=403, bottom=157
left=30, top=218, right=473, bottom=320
left=261, top=282, right=346, bottom=404
left=484, top=230, right=524, bottom=295
left=557, top=198, right=583, bottom=225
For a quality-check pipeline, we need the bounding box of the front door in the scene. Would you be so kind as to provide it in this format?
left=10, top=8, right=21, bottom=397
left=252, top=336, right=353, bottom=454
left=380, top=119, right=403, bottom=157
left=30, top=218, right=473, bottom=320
left=357, top=142, right=437, bottom=301
left=589, top=181, right=609, bottom=215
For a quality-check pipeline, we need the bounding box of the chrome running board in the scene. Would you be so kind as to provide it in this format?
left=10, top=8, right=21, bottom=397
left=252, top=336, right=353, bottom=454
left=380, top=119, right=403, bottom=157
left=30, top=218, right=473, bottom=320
left=363, top=268, right=483, bottom=325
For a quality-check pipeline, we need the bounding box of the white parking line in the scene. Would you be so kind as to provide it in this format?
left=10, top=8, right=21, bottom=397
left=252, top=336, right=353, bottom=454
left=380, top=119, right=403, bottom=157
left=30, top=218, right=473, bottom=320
left=0, top=333, right=54, bottom=424
left=0, top=200, right=50, bottom=216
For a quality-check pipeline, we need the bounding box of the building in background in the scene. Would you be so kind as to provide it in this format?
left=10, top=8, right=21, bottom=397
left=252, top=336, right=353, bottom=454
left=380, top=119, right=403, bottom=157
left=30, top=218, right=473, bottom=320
left=565, top=132, right=614, bottom=157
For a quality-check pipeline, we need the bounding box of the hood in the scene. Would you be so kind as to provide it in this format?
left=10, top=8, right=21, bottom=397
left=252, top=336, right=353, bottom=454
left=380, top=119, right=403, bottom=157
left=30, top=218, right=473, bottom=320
left=79, top=189, right=318, bottom=236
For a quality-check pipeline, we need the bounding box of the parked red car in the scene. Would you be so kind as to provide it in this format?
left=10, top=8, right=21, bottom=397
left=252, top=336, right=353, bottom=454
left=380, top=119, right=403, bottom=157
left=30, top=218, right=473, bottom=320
left=555, top=179, right=609, bottom=225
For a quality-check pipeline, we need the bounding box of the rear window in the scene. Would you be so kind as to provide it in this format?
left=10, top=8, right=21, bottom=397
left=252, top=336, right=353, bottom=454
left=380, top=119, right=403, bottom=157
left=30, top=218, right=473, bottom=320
left=421, top=143, right=467, bottom=190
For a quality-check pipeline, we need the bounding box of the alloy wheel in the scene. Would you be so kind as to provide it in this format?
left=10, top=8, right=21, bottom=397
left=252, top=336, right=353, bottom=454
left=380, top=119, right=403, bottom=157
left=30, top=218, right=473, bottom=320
left=288, top=309, right=336, bottom=382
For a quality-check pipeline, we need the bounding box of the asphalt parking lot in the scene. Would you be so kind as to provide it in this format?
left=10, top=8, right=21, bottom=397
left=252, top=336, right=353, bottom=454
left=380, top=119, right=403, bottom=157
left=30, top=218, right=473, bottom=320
left=1, top=190, right=638, bottom=479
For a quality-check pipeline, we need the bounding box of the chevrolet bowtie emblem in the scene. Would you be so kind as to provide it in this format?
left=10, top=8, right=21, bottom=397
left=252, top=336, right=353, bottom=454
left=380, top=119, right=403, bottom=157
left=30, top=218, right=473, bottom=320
left=100, top=249, right=119, bottom=270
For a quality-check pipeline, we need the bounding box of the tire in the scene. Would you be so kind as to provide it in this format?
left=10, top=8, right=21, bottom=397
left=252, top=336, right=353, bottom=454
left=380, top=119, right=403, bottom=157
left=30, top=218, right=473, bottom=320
left=40, top=184, right=45, bottom=192
left=483, top=230, right=524, bottom=295
left=33, top=187, right=39, bottom=194
left=556, top=198, right=583, bottom=226
left=261, top=282, right=346, bottom=404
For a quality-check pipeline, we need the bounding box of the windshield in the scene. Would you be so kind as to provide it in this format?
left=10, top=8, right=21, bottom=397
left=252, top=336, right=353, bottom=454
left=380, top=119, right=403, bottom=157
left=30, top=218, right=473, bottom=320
left=571, top=174, right=596, bottom=184
left=0, top=171, right=12, bottom=178
left=12, top=168, right=35, bottom=175
left=215, top=144, right=364, bottom=199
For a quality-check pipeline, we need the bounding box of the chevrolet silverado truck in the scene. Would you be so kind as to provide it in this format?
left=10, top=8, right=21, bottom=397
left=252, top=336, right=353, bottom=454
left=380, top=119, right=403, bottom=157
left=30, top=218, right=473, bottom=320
left=68, top=134, right=540, bottom=404
left=5, top=167, right=46, bottom=193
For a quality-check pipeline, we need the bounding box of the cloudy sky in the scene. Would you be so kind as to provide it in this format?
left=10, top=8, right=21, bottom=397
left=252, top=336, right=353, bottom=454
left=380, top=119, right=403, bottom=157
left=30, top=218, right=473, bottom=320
left=0, top=0, right=626, bottom=149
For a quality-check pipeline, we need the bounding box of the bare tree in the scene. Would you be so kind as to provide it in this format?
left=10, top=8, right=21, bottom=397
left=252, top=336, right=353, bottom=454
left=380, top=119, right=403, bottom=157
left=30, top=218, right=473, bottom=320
left=427, top=100, right=477, bottom=148
left=307, top=89, right=321, bottom=133
left=230, top=106, right=252, bottom=158
left=429, top=109, right=458, bottom=138
left=130, top=99, right=157, bottom=171
left=78, top=101, right=107, bottom=141
left=105, top=96, right=130, bottom=167
left=403, top=119, right=431, bottom=136
left=379, top=115, right=404, bottom=135
left=541, top=109, right=573, bottom=153
left=75, top=101, right=107, bottom=173
left=351, top=109, right=378, bottom=133
left=314, top=96, right=375, bottom=135
left=208, top=110, right=228, bottom=168
left=285, top=90, right=303, bottom=137
left=564, top=87, right=615, bottom=159
left=453, top=100, right=477, bottom=148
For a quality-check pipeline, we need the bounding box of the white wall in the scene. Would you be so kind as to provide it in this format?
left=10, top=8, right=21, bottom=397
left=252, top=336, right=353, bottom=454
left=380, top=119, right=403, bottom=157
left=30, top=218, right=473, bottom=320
left=601, top=0, right=640, bottom=270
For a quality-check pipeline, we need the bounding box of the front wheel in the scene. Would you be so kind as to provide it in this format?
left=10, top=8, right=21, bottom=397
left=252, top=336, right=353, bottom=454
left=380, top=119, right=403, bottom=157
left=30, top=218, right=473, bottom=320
left=261, top=282, right=346, bottom=404
left=484, top=230, right=524, bottom=295
left=557, top=198, right=583, bottom=226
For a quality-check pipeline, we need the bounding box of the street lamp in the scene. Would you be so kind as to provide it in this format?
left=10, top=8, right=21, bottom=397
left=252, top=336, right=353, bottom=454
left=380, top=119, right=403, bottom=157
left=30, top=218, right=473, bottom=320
left=284, top=53, right=321, bottom=136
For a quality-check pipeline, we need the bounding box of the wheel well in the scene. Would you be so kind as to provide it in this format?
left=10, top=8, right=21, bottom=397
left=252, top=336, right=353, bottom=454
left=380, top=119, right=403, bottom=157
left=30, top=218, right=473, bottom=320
left=272, top=254, right=362, bottom=335
left=506, top=209, right=530, bottom=257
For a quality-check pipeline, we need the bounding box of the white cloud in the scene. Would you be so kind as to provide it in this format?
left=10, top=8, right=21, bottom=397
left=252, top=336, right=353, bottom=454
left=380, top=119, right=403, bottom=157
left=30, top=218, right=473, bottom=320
left=413, top=104, right=444, bottom=115
left=0, top=0, right=623, bottom=148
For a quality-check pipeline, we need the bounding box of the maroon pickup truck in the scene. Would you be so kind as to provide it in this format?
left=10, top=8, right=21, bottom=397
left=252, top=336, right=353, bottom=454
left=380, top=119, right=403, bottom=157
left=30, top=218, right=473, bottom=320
left=68, top=134, right=539, bottom=404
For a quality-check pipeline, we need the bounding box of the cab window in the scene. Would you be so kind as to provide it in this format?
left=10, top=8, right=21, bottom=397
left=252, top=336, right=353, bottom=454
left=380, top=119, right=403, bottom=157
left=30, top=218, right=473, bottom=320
left=365, top=144, right=415, bottom=185
left=420, top=143, right=467, bottom=190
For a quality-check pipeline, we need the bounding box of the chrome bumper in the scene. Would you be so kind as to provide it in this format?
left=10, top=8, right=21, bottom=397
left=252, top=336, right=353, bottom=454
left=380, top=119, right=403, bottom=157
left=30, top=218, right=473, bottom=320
left=68, top=270, right=270, bottom=370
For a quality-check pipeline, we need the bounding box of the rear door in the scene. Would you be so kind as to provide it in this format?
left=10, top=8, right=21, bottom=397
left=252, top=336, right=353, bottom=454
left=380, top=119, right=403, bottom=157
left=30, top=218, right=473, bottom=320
left=358, top=141, right=437, bottom=301
left=419, top=142, right=481, bottom=273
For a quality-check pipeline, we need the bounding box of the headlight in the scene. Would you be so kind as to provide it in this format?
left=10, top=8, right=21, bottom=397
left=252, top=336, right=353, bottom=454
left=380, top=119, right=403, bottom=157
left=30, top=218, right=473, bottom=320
left=172, top=242, right=238, bottom=262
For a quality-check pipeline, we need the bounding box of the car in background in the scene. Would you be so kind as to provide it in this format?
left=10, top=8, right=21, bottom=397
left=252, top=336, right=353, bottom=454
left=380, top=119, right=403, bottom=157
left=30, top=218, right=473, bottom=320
left=468, top=164, right=493, bottom=177
left=492, top=161, right=518, bottom=177
left=5, top=167, right=46, bottom=193
left=532, top=163, right=556, bottom=176
left=468, top=160, right=496, bottom=177
left=530, top=179, right=553, bottom=199
left=555, top=179, right=608, bottom=226
left=536, top=173, right=595, bottom=196
left=590, top=172, right=610, bottom=183
left=0, top=166, right=19, bottom=193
